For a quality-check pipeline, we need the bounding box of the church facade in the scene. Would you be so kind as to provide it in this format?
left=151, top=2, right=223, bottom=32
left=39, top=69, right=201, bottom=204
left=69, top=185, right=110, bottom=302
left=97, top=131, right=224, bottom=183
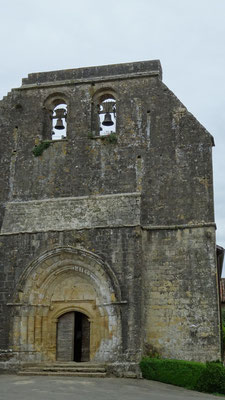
left=0, top=60, right=222, bottom=372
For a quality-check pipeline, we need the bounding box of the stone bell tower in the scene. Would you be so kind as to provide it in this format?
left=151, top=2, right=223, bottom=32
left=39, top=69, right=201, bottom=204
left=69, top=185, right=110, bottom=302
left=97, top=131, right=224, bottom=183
left=0, top=60, right=222, bottom=373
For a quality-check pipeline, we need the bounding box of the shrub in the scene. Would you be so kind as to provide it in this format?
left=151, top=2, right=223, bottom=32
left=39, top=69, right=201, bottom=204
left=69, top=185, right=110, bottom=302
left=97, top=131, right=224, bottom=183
left=140, top=357, right=205, bottom=390
left=196, top=361, right=225, bottom=394
left=140, top=357, right=225, bottom=394
left=32, top=141, right=51, bottom=157
left=222, top=324, right=225, bottom=348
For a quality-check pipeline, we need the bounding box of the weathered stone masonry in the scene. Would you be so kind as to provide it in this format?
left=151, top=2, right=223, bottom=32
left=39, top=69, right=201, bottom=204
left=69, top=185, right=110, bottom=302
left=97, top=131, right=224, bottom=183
left=0, top=60, right=221, bottom=370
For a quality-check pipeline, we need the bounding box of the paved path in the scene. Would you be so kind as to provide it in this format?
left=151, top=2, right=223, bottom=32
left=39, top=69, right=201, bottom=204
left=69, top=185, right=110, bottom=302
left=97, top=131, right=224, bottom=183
left=0, top=375, right=221, bottom=400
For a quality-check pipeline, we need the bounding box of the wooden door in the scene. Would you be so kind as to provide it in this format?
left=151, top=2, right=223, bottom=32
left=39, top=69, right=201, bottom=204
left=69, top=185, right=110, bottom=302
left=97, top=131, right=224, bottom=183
left=57, top=312, right=75, bottom=361
left=57, top=311, right=90, bottom=362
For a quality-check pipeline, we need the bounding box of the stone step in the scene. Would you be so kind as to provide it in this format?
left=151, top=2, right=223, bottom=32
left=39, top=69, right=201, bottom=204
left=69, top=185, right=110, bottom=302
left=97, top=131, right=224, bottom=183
left=18, top=371, right=107, bottom=378
left=18, top=362, right=107, bottom=377
left=21, top=362, right=106, bottom=368
left=22, top=366, right=106, bottom=373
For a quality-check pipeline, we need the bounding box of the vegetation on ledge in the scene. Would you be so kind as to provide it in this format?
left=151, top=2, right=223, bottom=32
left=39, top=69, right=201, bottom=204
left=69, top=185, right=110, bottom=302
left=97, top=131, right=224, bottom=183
left=32, top=141, right=51, bottom=157
left=88, top=132, right=117, bottom=143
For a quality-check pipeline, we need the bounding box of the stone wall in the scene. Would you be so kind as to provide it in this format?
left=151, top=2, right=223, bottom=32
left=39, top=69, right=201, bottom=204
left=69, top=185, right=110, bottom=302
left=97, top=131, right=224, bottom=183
left=1, top=193, right=140, bottom=234
left=142, top=225, right=221, bottom=362
left=0, top=60, right=221, bottom=368
left=0, top=227, right=143, bottom=363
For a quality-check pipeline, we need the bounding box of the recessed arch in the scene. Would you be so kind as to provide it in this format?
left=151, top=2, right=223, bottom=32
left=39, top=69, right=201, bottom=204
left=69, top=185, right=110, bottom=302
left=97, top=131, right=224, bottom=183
left=92, top=87, right=117, bottom=103
left=13, top=246, right=121, bottom=303
left=10, top=246, right=122, bottom=363
left=44, top=92, right=69, bottom=111
left=53, top=305, right=92, bottom=321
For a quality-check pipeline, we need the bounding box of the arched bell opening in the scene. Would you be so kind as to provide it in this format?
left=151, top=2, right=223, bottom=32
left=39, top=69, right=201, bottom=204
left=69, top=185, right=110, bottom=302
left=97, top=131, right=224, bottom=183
left=98, top=95, right=116, bottom=136
left=57, top=311, right=90, bottom=362
left=51, top=103, right=67, bottom=140
left=91, top=90, right=117, bottom=136
left=43, top=94, right=68, bottom=141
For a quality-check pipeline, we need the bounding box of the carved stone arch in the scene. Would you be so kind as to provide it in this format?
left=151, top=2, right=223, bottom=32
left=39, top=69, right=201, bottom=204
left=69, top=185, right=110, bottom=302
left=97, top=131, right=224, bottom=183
left=43, top=92, right=69, bottom=112
left=53, top=305, right=92, bottom=322
left=92, top=87, right=117, bottom=104
left=10, top=247, right=122, bottom=363
left=14, top=246, right=122, bottom=303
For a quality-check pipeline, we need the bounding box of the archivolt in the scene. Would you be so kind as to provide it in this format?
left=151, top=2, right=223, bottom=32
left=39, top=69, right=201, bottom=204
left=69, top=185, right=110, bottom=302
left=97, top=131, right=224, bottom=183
left=13, top=246, right=122, bottom=304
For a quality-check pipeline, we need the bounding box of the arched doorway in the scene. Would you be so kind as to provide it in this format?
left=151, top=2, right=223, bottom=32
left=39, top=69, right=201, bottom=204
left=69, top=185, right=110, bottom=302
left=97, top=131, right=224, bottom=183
left=57, top=311, right=90, bottom=362
left=10, top=247, right=122, bottom=363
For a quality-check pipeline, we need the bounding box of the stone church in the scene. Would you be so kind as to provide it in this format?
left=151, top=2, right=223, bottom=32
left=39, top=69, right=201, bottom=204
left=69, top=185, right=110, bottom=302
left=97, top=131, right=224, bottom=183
left=0, top=60, right=222, bottom=373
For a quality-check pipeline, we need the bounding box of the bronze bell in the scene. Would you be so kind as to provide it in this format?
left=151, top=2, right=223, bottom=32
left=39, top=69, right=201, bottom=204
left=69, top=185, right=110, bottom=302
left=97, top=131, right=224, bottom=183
left=54, top=108, right=66, bottom=130
left=54, top=118, right=65, bottom=130
left=102, top=112, right=114, bottom=126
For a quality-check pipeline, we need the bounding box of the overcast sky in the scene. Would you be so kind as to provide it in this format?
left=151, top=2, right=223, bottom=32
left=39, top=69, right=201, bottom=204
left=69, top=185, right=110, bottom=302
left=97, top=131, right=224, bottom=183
left=0, top=0, right=225, bottom=267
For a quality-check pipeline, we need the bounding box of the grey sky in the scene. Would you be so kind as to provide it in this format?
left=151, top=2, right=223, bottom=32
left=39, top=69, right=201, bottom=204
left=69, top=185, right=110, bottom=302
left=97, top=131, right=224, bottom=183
left=1, top=0, right=225, bottom=266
